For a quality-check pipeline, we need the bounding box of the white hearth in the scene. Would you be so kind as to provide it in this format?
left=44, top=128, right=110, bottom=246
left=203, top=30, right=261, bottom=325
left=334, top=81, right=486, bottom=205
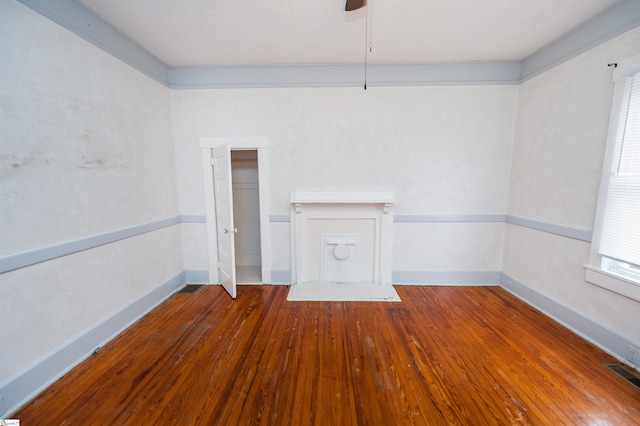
left=286, top=282, right=401, bottom=302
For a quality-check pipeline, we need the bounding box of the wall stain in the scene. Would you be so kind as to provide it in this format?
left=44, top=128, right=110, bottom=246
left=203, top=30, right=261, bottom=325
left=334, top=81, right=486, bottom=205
left=1, top=155, right=37, bottom=178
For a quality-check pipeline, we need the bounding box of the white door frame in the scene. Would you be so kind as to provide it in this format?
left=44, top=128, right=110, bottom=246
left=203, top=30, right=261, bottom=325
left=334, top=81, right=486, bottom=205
left=200, top=137, right=271, bottom=285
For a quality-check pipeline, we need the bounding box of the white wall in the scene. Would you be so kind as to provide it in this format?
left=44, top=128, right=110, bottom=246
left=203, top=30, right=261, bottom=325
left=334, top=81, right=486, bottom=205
left=0, top=0, right=182, bottom=388
left=504, top=26, right=640, bottom=342
left=171, top=85, right=518, bottom=276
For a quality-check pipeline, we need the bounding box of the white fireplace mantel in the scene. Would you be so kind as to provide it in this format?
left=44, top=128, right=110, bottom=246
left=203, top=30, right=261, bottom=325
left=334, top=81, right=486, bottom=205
left=289, top=189, right=395, bottom=285
left=290, top=188, right=395, bottom=206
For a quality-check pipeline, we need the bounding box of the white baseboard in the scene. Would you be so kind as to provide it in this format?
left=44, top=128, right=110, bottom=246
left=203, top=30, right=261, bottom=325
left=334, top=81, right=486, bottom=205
left=3, top=269, right=637, bottom=418
left=269, top=269, right=503, bottom=286
left=500, top=272, right=640, bottom=368
left=184, top=269, right=209, bottom=284
left=0, top=272, right=185, bottom=418
left=393, top=270, right=501, bottom=285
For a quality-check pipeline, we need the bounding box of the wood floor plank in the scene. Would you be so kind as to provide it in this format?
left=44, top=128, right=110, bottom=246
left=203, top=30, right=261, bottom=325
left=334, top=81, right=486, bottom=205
left=12, top=285, right=640, bottom=425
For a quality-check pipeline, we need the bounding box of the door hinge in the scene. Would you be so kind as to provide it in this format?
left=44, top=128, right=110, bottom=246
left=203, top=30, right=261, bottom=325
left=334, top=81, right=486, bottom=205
left=216, top=261, right=221, bottom=269
left=210, top=158, right=216, bottom=168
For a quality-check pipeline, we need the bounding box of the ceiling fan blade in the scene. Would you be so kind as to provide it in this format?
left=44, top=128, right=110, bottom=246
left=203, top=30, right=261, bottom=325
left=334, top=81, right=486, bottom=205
left=345, top=0, right=367, bottom=11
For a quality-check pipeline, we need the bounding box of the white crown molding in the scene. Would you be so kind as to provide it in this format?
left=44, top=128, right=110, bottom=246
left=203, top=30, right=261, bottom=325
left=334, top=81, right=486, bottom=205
left=168, top=62, right=521, bottom=88
left=17, top=0, right=168, bottom=84
left=521, top=0, right=640, bottom=82
left=16, top=0, right=640, bottom=88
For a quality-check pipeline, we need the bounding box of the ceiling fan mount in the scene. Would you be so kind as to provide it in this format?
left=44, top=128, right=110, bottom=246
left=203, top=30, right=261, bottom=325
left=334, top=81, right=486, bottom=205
left=345, top=0, right=367, bottom=12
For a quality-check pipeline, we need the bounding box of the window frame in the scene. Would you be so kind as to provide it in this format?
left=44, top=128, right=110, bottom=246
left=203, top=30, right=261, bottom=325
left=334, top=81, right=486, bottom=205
left=586, top=53, right=640, bottom=302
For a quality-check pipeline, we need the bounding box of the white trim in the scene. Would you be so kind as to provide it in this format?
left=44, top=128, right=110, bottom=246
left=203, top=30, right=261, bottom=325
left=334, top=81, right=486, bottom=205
left=268, top=269, right=503, bottom=286
left=587, top=53, right=640, bottom=298
left=4, top=270, right=637, bottom=418
left=0, top=272, right=185, bottom=418
left=18, top=0, right=640, bottom=88
left=256, top=147, right=272, bottom=284
left=270, top=270, right=291, bottom=284
left=199, top=137, right=271, bottom=285
left=0, top=217, right=181, bottom=273
left=506, top=216, right=592, bottom=242
left=290, top=188, right=395, bottom=205
left=520, top=0, right=640, bottom=82
left=200, top=146, right=219, bottom=284
left=269, top=214, right=291, bottom=222
left=289, top=190, right=395, bottom=285
left=180, top=215, right=206, bottom=223
left=585, top=265, right=640, bottom=302
left=501, top=272, right=640, bottom=368
left=199, top=137, right=269, bottom=150
left=184, top=269, right=209, bottom=284
left=393, top=270, right=501, bottom=285
left=394, top=214, right=505, bottom=223
left=17, top=0, right=168, bottom=85
left=169, top=62, right=521, bottom=88
left=0, top=214, right=594, bottom=275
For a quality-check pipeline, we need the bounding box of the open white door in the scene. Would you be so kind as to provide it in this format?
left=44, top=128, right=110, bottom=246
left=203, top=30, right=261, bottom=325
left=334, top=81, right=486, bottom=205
left=201, top=137, right=271, bottom=287
left=212, top=144, right=237, bottom=298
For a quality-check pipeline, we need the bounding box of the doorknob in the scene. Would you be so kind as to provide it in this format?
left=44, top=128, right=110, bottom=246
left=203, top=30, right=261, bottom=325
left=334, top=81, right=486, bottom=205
left=224, top=228, right=238, bottom=234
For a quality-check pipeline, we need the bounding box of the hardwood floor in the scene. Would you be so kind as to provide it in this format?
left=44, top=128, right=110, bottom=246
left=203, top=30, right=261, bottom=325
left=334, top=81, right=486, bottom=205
left=13, top=285, right=640, bottom=425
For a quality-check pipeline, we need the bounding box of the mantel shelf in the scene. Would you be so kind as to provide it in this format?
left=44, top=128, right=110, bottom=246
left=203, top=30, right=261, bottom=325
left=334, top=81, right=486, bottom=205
left=290, top=189, right=396, bottom=205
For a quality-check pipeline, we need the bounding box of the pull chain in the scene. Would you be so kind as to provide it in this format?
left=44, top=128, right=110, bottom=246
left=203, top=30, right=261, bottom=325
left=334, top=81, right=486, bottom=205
left=364, top=2, right=369, bottom=90
left=364, top=1, right=373, bottom=89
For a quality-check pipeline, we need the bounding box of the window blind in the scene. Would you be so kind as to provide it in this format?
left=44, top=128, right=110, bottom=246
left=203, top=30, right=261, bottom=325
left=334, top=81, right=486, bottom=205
left=599, top=72, right=640, bottom=267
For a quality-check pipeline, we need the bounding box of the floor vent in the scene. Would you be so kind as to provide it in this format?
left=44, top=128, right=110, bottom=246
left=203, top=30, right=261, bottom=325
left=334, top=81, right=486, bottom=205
left=604, top=364, right=640, bottom=390
left=176, top=284, right=205, bottom=294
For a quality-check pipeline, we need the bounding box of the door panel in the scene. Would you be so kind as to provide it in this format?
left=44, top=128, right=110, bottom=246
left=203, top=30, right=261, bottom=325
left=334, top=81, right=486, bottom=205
left=212, top=144, right=236, bottom=298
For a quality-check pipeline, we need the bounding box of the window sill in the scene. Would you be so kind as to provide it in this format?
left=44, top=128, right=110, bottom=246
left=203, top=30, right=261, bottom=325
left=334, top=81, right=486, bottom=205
left=585, top=265, right=640, bottom=302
